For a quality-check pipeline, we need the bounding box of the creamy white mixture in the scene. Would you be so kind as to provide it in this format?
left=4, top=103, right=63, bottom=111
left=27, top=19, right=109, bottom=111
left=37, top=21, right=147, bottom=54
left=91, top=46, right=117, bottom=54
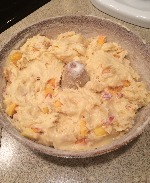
left=3, top=32, right=150, bottom=151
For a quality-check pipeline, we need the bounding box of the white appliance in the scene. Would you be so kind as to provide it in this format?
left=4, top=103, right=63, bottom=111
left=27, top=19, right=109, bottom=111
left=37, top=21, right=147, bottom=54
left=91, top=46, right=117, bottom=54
left=91, top=0, right=150, bottom=28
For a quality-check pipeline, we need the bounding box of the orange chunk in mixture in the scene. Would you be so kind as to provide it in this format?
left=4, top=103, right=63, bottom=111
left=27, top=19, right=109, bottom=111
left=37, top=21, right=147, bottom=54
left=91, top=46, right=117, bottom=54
left=53, top=100, right=62, bottom=108
left=44, top=86, right=54, bottom=96
left=5, top=103, right=17, bottom=117
left=21, top=128, right=39, bottom=140
left=108, top=86, right=123, bottom=94
left=42, top=107, right=49, bottom=114
left=47, top=78, right=56, bottom=88
left=93, top=126, right=108, bottom=136
left=97, top=35, right=106, bottom=45
left=44, top=78, right=56, bottom=96
left=9, top=52, right=22, bottom=65
left=122, top=80, right=130, bottom=87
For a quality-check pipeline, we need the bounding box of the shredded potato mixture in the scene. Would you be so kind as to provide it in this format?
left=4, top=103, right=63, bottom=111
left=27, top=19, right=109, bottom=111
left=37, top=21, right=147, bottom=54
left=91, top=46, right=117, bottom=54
left=3, top=32, right=150, bottom=151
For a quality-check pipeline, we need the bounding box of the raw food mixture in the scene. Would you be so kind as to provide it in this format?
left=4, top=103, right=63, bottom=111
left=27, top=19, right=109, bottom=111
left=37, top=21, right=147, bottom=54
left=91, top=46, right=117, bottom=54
left=3, top=32, right=150, bottom=151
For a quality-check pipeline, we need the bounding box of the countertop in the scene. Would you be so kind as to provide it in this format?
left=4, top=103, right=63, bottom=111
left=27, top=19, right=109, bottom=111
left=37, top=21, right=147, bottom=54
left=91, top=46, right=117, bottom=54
left=0, top=0, right=150, bottom=183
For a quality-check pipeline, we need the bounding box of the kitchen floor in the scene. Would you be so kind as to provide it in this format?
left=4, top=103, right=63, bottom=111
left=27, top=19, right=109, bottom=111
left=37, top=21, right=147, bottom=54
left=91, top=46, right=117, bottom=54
left=0, top=0, right=150, bottom=182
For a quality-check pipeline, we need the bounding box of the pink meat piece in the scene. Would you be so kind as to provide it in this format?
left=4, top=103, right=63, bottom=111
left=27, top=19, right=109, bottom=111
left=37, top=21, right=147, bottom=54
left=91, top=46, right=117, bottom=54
left=103, top=116, right=115, bottom=126
left=102, top=92, right=112, bottom=100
